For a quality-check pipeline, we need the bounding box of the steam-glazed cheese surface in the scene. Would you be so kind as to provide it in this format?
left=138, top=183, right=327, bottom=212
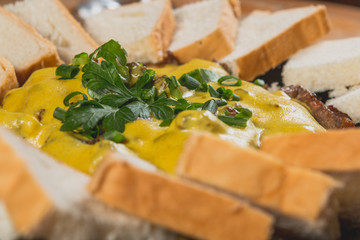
left=0, top=59, right=324, bottom=174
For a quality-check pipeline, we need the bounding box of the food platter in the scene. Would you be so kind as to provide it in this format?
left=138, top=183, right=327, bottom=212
left=1, top=0, right=360, bottom=240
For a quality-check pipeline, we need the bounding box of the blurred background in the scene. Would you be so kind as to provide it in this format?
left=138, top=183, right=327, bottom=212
left=0, top=0, right=359, bottom=15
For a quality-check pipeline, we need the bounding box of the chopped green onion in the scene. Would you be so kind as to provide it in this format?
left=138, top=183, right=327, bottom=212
left=218, top=75, right=242, bottom=86
left=198, top=82, right=209, bottom=92
left=218, top=115, right=248, bottom=127
left=215, top=99, right=227, bottom=106
left=63, top=92, right=88, bottom=106
left=202, top=99, right=218, bottom=114
left=209, top=85, right=220, bottom=98
left=53, top=107, right=66, bottom=122
left=178, top=74, right=201, bottom=90
left=254, top=79, right=265, bottom=87
left=235, top=108, right=252, bottom=119
left=223, top=89, right=233, bottom=100
left=232, top=93, right=240, bottom=101
left=191, top=102, right=203, bottom=109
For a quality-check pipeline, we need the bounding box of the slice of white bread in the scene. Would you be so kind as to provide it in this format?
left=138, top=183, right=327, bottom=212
left=221, top=5, right=330, bottom=81
left=89, top=151, right=274, bottom=240
left=327, top=88, right=360, bottom=123
left=283, top=37, right=360, bottom=95
left=168, top=0, right=238, bottom=63
left=0, top=127, right=178, bottom=239
left=4, top=0, right=99, bottom=64
left=260, top=129, right=360, bottom=236
left=84, top=0, right=174, bottom=64
left=177, top=133, right=341, bottom=240
left=0, top=200, right=17, bottom=240
left=171, top=0, right=241, bottom=18
left=0, top=7, right=61, bottom=85
left=0, top=57, right=18, bottom=103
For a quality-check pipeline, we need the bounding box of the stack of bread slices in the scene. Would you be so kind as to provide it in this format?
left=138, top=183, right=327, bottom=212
left=2, top=0, right=360, bottom=239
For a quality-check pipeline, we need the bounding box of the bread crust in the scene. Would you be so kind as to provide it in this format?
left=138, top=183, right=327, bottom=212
left=0, top=57, right=18, bottom=103
left=227, top=5, right=330, bottom=81
left=0, top=135, right=53, bottom=234
left=171, top=0, right=241, bottom=18
left=260, top=129, right=360, bottom=171
left=0, top=7, right=62, bottom=85
left=171, top=0, right=238, bottom=63
left=52, top=0, right=99, bottom=49
left=89, top=152, right=273, bottom=240
left=178, top=133, right=339, bottom=221
left=150, top=0, right=175, bottom=62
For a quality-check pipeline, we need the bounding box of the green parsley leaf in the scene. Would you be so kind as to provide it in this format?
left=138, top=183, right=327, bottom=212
left=127, top=101, right=151, bottom=119
left=56, top=64, right=80, bottom=79
left=159, top=118, right=173, bottom=127
left=103, top=130, right=125, bottom=143
left=99, top=94, right=133, bottom=108
left=103, top=107, right=135, bottom=132
left=72, top=52, right=89, bottom=66
left=149, top=98, right=177, bottom=120
left=90, top=39, right=127, bottom=66
left=165, top=76, right=183, bottom=99
left=82, top=61, right=132, bottom=97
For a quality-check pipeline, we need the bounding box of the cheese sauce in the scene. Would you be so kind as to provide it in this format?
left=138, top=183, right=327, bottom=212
left=0, top=59, right=324, bottom=174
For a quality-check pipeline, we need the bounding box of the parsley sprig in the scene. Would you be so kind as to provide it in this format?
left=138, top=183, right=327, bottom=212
left=54, top=40, right=253, bottom=143
left=54, top=40, right=183, bottom=142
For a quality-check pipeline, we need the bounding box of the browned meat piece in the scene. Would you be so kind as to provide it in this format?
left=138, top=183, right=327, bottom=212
left=281, top=85, right=355, bottom=129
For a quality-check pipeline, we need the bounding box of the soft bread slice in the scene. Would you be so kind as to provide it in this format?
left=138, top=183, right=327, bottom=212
left=0, top=7, right=61, bottom=85
left=84, top=0, right=174, bottom=64
left=5, top=0, right=99, bottom=63
left=260, top=129, right=360, bottom=236
left=177, top=133, right=340, bottom=240
left=327, top=87, right=360, bottom=123
left=221, top=5, right=330, bottom=81
left=168, top=0, right=238, bottom=63
left=89, top=151, right=274, bottom=240
left=283, top=37, right=360, bottom=96
left=0, top=127, right=178, bottom=240
left=171, top=0, right=241, bottom=18
left=0, top=200, right=18, bottom=240
left=0, top=57, right=18, bottom=103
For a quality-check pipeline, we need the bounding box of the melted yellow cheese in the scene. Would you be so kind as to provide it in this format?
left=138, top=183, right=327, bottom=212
left=0, top=59, right=324, bottom=174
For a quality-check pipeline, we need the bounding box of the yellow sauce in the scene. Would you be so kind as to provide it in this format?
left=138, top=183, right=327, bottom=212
left=0, top=59, right=324, bottom=174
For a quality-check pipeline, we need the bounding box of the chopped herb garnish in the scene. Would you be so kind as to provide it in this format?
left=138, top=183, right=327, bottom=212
left=160, top=118, right=173, bottom=127
left=202, top=99, right=218, bottom=114
left=56, top=64, right=80, bottom=79
left=218, top=75, right=242, bottom=86
left=218, top=107, right=252, bottom=128
left=72, top=52, right=90, bottom=66
left=54, top=40, right=253, bottom=143
left=218, top=115, right=248, bottom=127
left=209, top=85, right=220, bottom=98
left=254, top=79, right=265, bottom=87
